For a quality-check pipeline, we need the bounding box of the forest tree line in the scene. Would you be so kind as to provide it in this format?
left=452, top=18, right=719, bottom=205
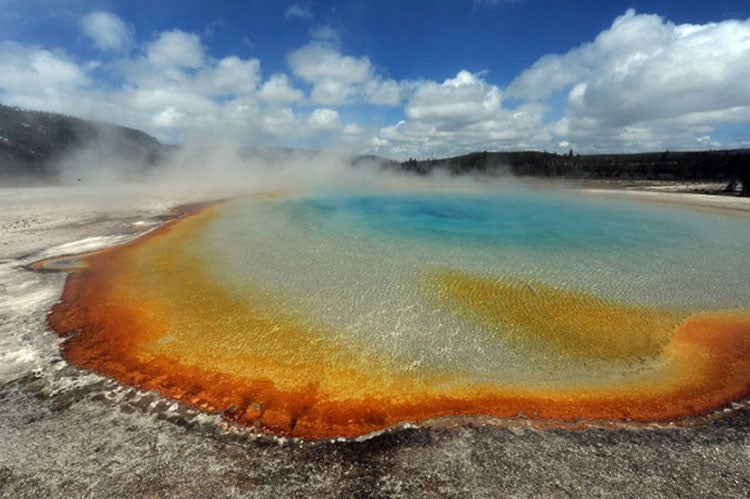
left=399, top=150, right=750, bottom=196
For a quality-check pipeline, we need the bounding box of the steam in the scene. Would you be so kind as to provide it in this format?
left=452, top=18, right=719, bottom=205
left=51, top=132, right=487, bottom=201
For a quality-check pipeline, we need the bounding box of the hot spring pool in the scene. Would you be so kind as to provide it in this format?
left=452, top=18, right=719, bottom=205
left=46, top=187, right=750, bottom=439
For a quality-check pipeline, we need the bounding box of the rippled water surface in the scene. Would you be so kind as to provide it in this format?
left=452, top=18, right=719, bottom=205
left=201, top=189, right=750, bottom=372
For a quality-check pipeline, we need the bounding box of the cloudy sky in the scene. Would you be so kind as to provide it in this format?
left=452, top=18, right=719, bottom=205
left=1, top=0, right=749, bottom=158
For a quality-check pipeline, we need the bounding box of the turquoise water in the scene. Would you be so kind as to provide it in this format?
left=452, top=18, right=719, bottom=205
left=192, top=187, right=750, bottom=377
left=297, top=191, right=699, bottom=250
left=276, top=189, right=750, bottom=305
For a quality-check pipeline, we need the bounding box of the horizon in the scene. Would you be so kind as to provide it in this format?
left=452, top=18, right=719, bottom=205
left=1, top=1, right=749, bottom=159
left=3, top=100, right=750, bottom=162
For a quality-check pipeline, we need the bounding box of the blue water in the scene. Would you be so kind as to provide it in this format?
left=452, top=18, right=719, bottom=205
left=294, top=191, right=714, bottom=251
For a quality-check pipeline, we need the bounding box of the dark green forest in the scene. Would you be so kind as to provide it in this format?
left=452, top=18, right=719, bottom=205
left=400, top=150, right=750, bottom=196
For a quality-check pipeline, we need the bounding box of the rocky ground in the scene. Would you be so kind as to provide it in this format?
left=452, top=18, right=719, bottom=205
left=2, top=371, right=748, bottom=497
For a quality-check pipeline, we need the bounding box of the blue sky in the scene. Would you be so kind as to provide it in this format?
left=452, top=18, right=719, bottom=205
left=1, top=0, right=749, bottom=158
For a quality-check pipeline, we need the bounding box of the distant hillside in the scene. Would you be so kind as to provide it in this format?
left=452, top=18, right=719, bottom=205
left=350, top=154, right=400, bottom=168
left=399, top=150, right=750, bottom=196
left=0, top=103, right=165, bottom=180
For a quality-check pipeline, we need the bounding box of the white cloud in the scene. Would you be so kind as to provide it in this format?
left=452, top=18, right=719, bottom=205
left=2, top=8, right=749, bottom=157
left=363, top=79, right=402, bottom=106
left=80, top=11, right=132, bottom=52
left=0, top=42, right=89, bottom=111
left=146, top=30, right=205, bottom=69
left=121, top=49, right=260, bottom=96
left=308, top=79, right=356, bottom=105
left=342, top=123, right=364, bottom=135
left=199, top=56, right=261, bottom=96
left=0, top=27, right=343, bottom=147
left=508, top=10, right=750, bottom=150
left=288, top=38, right=403, bottom=106
left=372, top=70, right=547, bottom=158
left=152, top=107, right=185, bottom=128
left=285, top=2, right=313, bottom=20
left=406, top=70, right=501, bottom=122
left=308, top=108, right=340, bottom=130
left=289, top=42, right=371, bottom=86
left=257, top=106, right=295, bottom=135
left=258, top=73, right=304, bottom=102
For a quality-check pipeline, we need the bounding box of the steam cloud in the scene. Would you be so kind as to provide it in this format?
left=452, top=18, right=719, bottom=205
left=51, top=133, right=473, bottom=202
